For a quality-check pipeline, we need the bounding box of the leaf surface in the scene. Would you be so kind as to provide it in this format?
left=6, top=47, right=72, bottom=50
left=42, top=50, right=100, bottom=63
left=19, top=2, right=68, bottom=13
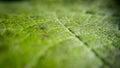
left=0, top=0, right=120, bottom=68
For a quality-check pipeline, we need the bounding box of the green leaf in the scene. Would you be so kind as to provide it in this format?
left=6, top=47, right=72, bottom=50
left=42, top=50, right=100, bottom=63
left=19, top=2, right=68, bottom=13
left=0, top=0, right=120, bottom=68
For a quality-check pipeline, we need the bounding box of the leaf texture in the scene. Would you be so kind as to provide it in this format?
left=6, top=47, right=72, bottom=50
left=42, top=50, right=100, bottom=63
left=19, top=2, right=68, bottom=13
left=0, top=0, right=120, bottom=68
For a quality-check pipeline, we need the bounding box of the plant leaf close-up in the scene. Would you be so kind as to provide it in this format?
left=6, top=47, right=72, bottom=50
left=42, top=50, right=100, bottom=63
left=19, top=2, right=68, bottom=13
left=0, top=0, right=120, bottom=68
